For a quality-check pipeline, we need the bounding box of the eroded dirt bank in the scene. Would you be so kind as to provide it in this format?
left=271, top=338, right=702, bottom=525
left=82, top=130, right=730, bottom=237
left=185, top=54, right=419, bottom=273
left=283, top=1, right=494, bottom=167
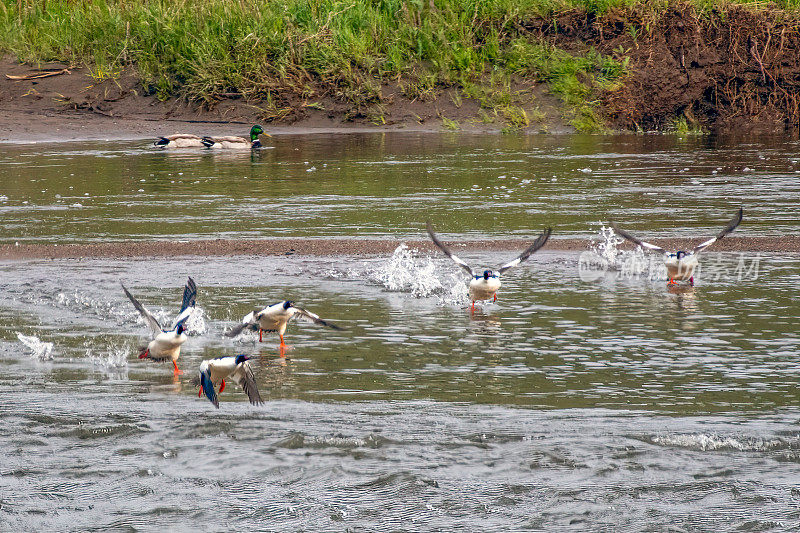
left=1, top=236, right=797, bottom=260
left=535, top=3, right=800, bottom=133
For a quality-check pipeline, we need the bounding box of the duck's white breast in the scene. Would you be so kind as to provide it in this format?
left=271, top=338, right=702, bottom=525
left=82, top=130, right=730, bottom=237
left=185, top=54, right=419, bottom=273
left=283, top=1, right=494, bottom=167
left=469, top=277, right=501, bottom=300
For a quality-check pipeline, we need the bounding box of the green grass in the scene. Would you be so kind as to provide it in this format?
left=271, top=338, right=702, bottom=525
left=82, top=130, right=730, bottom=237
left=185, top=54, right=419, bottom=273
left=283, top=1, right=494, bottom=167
left=0, top=0, right=797, bottom=130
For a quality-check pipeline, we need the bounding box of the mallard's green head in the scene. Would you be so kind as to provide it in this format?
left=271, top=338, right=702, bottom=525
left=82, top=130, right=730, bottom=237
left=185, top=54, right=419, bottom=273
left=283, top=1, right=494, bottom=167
left=250, top=125, right=265, bottom=141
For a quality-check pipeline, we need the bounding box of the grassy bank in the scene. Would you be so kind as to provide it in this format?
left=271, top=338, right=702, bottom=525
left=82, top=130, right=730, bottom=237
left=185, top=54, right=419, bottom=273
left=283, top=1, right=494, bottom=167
left=1, top=0, right=799, bottom=132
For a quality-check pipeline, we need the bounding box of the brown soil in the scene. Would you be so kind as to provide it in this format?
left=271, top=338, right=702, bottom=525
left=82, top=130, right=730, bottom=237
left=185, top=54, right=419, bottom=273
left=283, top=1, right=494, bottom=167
left=0, top=57, right=570, bottom=142
left=1, top=236, right=796, bottom=260
left=534, top=2, right=800, bottom=133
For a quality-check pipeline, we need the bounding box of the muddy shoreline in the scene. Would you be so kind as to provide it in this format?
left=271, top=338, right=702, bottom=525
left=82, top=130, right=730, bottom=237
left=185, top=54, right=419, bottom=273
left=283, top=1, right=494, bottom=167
left=1, top=236, right=796, bottom=260
left=0, top=58, right=568, bottom=143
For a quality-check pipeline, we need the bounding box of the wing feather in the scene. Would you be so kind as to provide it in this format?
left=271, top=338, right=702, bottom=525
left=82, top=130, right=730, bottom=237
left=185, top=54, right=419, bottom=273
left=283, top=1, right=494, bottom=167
left=121, top=283, right=162, bottom=336
left=169, top=277, right=197, bottom=330
left=225, top=321, right=258, bottom=338
left=426, top=221, right=475, bottom=277
left=610, top=222, right=666, bottom=254
left=497, top=227, right=552, bottom=274
left=693, top=208, right=743, bottom=253
left=292, top=307, right=342, bottom=330
left=179, top=277, right=197, bottom=314
left=237, top=361, right=264, bottom=406
left=200, top=371, right=219, bottom=408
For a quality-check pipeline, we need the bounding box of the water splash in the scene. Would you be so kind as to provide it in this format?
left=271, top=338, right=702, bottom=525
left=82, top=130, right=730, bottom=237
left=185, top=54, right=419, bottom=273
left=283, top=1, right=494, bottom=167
left=649, top=433, right=800, bottom=452
left=16, top=332, right=54, bottom=361
left=587, top=225, right=663, bottom=279
left=51, top=288, right=207, bottom=335
left=152, top=306, right=208, bottom=336
left=87, top=347, right=129, bottom=370
left=369, top=244, right=467, bottom=303
left=184, top=307, right=208, bottom=336
left=56, top=289, right=123, bottom=321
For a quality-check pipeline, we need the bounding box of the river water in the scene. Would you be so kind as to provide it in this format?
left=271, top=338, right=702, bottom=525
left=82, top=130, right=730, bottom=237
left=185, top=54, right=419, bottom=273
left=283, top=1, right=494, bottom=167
left=1, top=134, right=799, bottom=531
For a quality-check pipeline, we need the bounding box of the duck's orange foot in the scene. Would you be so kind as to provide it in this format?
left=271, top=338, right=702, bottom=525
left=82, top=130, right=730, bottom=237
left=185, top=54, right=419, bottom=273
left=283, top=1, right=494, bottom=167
left=219, top=379, right=225, bottom=393
left=172, top=361, right=183, bottom=375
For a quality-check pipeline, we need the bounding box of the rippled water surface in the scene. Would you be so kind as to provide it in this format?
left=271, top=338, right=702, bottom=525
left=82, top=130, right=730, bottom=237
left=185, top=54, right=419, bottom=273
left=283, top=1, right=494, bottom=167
left=1, top=134, right=800, bottom=242
left=1, top=134, right=799, bottom=531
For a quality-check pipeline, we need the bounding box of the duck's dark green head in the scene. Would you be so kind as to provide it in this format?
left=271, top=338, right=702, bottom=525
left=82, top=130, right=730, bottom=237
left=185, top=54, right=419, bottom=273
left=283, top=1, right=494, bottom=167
left=250, top=125, right=264, bottom=141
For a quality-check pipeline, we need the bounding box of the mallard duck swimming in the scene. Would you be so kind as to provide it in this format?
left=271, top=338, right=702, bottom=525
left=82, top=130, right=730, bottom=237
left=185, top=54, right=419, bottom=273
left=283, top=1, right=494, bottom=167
left=426, top=221, right=552, bottom=311
left=121, top=277, right=197, bottom=375
left=153, top=134, right=206, bottom=148
left=611, top=208, right=743, bottom=285
left=197, top=354, right=263, bottom=408
left=225, top=300, right=341, bottom=349
left=201, top=125, right=269, bottom=149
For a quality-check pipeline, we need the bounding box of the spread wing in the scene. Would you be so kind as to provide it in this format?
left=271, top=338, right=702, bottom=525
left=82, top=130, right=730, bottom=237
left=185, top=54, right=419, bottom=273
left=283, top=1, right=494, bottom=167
left=426, top=221, right=475, bottom=277
left=179, top=277, right=197, bottom=313
left=497, top=227, right=552, bottom=274
left=170, top=277, right=197, bottom=330
left=224, top=310, right=260, bottom=338
left=121, top=283, right=162, bottom=336
left=693, top=208, right=743, bottom=253
left=236, top=361, right=263, bottom=406
left=291, top=307, right=342, bottom=330
left=610, top=222, right=666, bottom=254
left=200, top=371, right=219, bottom=408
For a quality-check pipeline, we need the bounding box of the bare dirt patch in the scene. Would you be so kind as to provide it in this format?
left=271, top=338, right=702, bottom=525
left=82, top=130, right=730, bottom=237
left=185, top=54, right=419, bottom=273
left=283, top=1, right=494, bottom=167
left=0, top=57, right=570, bottom=142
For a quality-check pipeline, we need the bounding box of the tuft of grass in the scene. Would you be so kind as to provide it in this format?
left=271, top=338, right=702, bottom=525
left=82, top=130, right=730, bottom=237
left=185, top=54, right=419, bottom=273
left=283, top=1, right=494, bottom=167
left=498, top=105, right=530, bottom=129
left=670, top=115, right=706, bottom=135
left=440, top=116, right=460, bottom=130
left=504, top=40, right=627, bottom=132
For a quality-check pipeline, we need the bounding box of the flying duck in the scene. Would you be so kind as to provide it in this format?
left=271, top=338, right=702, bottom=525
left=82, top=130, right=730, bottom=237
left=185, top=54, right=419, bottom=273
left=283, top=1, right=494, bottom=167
left=426, top=221, right=552, bottom=311
left=153, top=134, right=207, bottom=148
left=122, top=277, right=197, bottom=375
left=225, top=301, right=341, bottom=348
left=611, top=208, right=743, bottom=285
left=197, top=354, right=263, bottom=408
left=201, top=125, right=270, bottom=149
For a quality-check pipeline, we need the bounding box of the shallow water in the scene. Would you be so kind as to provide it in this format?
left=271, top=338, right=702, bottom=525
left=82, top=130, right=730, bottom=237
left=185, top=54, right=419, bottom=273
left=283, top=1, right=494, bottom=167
left=1, top=134, right=799, bottom=243
left=1, top=134, right=800, bottom=531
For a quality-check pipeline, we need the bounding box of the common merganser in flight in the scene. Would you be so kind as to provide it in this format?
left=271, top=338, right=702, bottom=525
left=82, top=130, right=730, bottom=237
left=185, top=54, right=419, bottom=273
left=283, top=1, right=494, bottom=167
left=611, top=207, right=743, bottom=285
left=122, top=277, right=197, bottom=375
left=426, top=221, right=552, bottom=311
left=225, top=301, right=341, bottom=348
left=197, top=355, right=263, bottom=408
